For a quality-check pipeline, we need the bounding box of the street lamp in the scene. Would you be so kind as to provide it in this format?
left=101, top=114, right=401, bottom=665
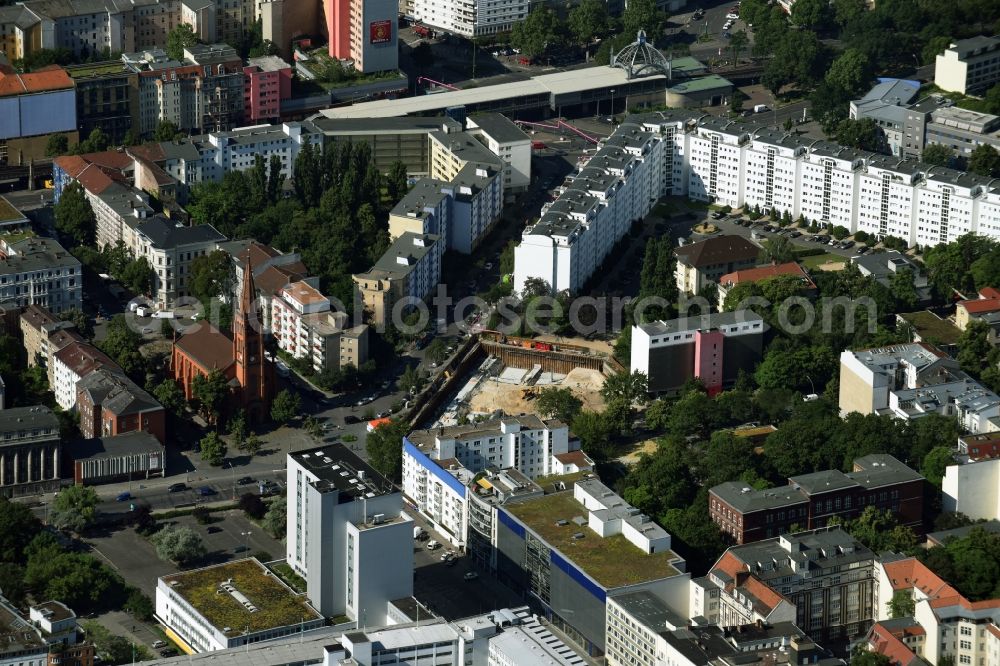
left=228, top=461, right=236, bottom=500
left=610, top=89, right=616, bottom=119
left=241, top=530, right=251, bottom=554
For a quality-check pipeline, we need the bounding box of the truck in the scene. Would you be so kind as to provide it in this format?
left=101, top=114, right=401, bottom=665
left=753, top=104, right=770, bottom=113
left=413, top=526, right=426, bottom=540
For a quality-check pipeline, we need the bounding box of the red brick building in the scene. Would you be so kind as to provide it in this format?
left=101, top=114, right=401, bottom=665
left=170, top=263, right=274, bottom=424
left=959, top=432, right=1000, bottom=461
left=75, top=367, right=165, bottom=445
left=710, top=454, right=925, bottom=544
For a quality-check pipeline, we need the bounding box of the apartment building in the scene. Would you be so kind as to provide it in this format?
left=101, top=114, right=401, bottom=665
left=401, top=416, right=581, bottom=547
left=0, top=64, right=77, bottom=165
left=411, top=0, right=527, bottom=38
left=157, top=120, right=323, bottom=187
left=465, top=113, right=531, bottom=192
left=874, top=556, right=1000, bottom=666
left=132, top=216, right=227, bottom=308
left=270, top=280, right=369, bottom=374
left=156, top=558, right=324, bottom=653
left=935, top=35, right=1000, bottom=95
left=494, top=477, right=689, bottom=656
left=51, top=339, right=115, bottom=410
left=839, top=343, right=1000, bottom=433
left=849, top=80, right=920, bottom=158
left=716, top=261, right=814, bottom=308
left=0, top=406, right=61, bottom=497
left=674, top=235, right=760, bottom=295
left=708, top=528, right=877, bottom=644
left=631, top=310, right=768, bottom=395
left=710, top=454, right=925, bottom=544
left=353, top=232, right=441, bottom=327
left=285, top=445, right=413, bottom=625
left=64, top=61, right=139, bottom=144
left=19, top=304, right=77, bottom=371
left=513, top=111, right=1000, bottom=291
left=955, top=286, right=1000, bottom=331
left=0, top=235, right=81, bottom=314
left=242, top=55, right=291, bottom=124
left=124, top=44, right=244, bottom=136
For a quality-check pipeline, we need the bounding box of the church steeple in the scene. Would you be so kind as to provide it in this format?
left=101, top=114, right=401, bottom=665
left=233, top=261, right=273, bottom=423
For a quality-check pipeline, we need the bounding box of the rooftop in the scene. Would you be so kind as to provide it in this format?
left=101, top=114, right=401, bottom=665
left=290, top=444, right=396, bottom=499
left=136, top=216, right=225, bottom=250
left=896, top=311, right=962, bottom=346
left=281, top=280, right=327, bottom=307
left=405, top=415, right=563, bottom=451
left=612, top=590, right=685, bottom=631
left=0, top=196, right=28, bottom=225
left=0, top=596, right=43, bottom=657
left=246, top=55, right=291, bottom=72
left=160, top=559, right=321, bottom=637
left=467, top=113, right=531, bottom=144
left=73, top=431, right=163, bottom=461
left=0, top=236, right=80, bottom=275
left=0, top=405, right=59, bottom=438
left=64, top=60, right=131, bottom=78
left=636, top=309, right=767, bottom=337
left=0, top=64, right=73, bottom=96
left=674, top=234, right=761, bottom=268
left=721, top=528, right=874, bottom=582
left=173, top=323, right=235, bottom=373
left=505, top=491, right=682, bottom=589
left=362, top=232, right=440, bottom=280
left=718, top=262, right=813, bottom=289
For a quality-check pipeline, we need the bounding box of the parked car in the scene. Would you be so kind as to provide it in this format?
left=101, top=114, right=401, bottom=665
left=152, top=641, right=167, bottom=650
left=197, top=486, right=216, bottom=497
left=116, top=492, right=131, bottom=502
left=159, top=649, right=178, bottom=658
left=464, top=572, right=479, bottom=581
left=233, top=545, right=249, bottom=554
left=167, top=483, right=187, bottom=493
left=426, top=540, right=441, bottom=550
left=237, top=476, right=254, bottom=485
left=840, top=240, right=855, bottom=249
left=206, top=526, right=222, bottom=534
left=726, top=12, right=739, bottom=19
left=344, top=415, right=361, bottom=425
left=789, top=231, right=802, bottom=238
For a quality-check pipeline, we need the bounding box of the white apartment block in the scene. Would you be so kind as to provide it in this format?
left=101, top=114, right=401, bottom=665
left=411, top=0, right=527, bottom=38
left=158, top=121, right=324, bottom=187
left=935, top=36, right=1000, bottom=95
left=131, top=217, right=227, bottom=308
left=0, top=236, right=82, bottom=315
left=401, top=416, right=574, bottom=547
left=270, top=280, right=369, bottom=373
left=286, top=445, right=413, bottom=626
left=943, top=457, right=1000, bottom=521
left=466, top=113, right=531, bottom=192
left=514, top=110, right=1000, bottom=294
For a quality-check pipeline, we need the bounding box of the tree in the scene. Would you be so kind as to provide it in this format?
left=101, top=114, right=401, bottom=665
left=571, top=410, right=615, bottom=461
left=889, top=266, right=919, bottom=311
left=366, top=419, right=409, bottom=482
left=49, top=485, right=99, bottom=533
left=238, top=493, right=266, bottom=519
left=835, top=118, right=886, bottom=153
left=791, top=0, right=833, bottom=30
left=536, top=387, right=583, bottom=424
left=271, top=388, right=301, bottom=425
left=46, top=133, right=69, bottom=157
left=887, top=589, right=916, bottom=618
left=166, top=23, right=198, bottom=61
left=399, top=365, right=426, bottom=395
left=824, top=48, right=872, bottom=97
left=729, top=30, right=749, bottom=64
left=759, top=235, right=796, bottom=264
left=99, top=315, right=144, bottom=379
left=568, top=0, right=610, bottom=44
left=59, top=308, right=93, bottom=339
left=123, top=128, right=141, bottom=146
left=425, top=338, right=449, bottom=364
left=73, top=128, right=109, bottom=154
left=229, top=409, right=248, bottom=449
left=0, top=497, right=41, bottom=562
left=601, top=370, right=648, bottom=406
left=850, top=647, right=892, bottom=666
left=729, top=88, right=749, bottom=113
left=189, top=249, right=232, bottom=308
left=153, top=379, right=185, bottom=417
left=54, top=181, right=97, bottom=247
left=125, top=587, right=154, bottom=621
left=921, top=143, right=954, bottom=167
left=755, top=345, right=837, bottom=393
left=968, top=144, right=1000, bottom=178
left=511, top=6, right=565, bottom=58
left=120, top=256, right=154, bottom=295
left=152, top=526, right=206, bottom=565
left=153, top=120, right=182, bottom=142
left=262, top=497, right=286, bottom=538
left=921, top=446, right=954, bottom=488
left=244, top=433, right=262, bottom=456
left=199, top=431, right=227, bottom=466
left=387, top=161, right=409, bottom=202
left=621, top=0, right=666, bottom=41
left=191, top=369, right=228, bottom=424
left=266, top=154, right=283, bottom=203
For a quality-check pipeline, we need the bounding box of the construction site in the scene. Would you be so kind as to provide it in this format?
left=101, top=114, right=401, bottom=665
left=407, top=331, right=624, bottom=428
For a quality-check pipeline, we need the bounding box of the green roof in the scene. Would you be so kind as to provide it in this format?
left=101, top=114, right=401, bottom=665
left=668, top=74, right=733, bottom=94
left=506, top=492, right=681, bottom=589
left=0, top=197, right=28, bottom=224
left=161, top=559, right=321, bottom=637
left=898, top=310, right=962, bottom=345
left=64, top=61, right=129, bottom=78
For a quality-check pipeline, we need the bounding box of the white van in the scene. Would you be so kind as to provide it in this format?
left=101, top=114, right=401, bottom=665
left=426, top=540, right=440, bottom=550
left=753, top=104, right=769, bottom=113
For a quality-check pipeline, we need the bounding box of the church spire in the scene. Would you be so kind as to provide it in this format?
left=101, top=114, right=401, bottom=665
left=232, top=259, right=273, bottom=423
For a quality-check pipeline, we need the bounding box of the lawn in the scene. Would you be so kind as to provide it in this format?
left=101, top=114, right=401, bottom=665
left=800, top=252, right=846, bottom=271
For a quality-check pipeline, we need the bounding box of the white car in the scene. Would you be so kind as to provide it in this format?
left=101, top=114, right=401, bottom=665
left=723, top=21, right=733, bottom=30
left=726, top=12, right=739, bottom=19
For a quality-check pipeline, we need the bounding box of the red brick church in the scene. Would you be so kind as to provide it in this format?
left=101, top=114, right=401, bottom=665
left=171, top=264, right=275, bottom=424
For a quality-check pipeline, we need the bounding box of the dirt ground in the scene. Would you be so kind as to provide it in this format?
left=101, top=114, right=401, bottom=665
left=618, top=439, right=658, bottom=465
left=816, top=261, right=847, bottom=271
left=533, top=334, right=615, bottom=357
left=468, top=367, right=607, bottom=416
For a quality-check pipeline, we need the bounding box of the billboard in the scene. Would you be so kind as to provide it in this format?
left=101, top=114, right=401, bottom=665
left=370, top=20, right=392, bottom=44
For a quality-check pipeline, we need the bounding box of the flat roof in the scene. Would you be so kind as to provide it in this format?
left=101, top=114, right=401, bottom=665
left=290, top=443, right=395, bottom=498
left=0, top=405, right=59, bottom=436
left=636, top=309, right=766, bottom=337
left=505, top=491, right=681, bottom=589
left=160, top=559, right=321, bottom=637
left=896, top=311, right=961, bottom=346
left=468, top=113, right=530, bottom=144
left=0, top=196, right=27, bottom=224
left=612, top=590, right=685, bottom=631
left=317, top=65, right=667, bottom=119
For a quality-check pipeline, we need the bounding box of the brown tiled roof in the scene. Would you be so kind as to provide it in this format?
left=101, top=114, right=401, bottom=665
left=173, top=323, right=234, bottom=372
left=53, top=340, right=114, bottom=378
left=20, top=304, right=59, bottom=330
left=958, top=298, right=1000, bottom=314
left=0, top=64, right=73, bottom=96
left=554, top=450, right=593, bottom=467
left=282, top=281, right=327, bottom=306
left=255, top=264, right=306, bottom=296
left=719, top=261, right=813, bottom=289
left=674, top=235, right=760, bottom=269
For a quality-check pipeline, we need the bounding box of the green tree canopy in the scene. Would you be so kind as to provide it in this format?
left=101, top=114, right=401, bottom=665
left=166, top=23, right=199, bottom=60
left=921, top=143, right=954, bottom=167
left=271, top=388, right=301, bottom=425
left=45, top=133, right=69, bottom=157
left=192, top=369, right=229, bottom=424
left=152, top=526, right=206, bottom=565
left=835, top=117, right=886, bottom=153
left=511, top=6, right=566, bottom=58
left=969, top=144, right=1000, bottom=178
left=189, top=249, right=233, bottom=307
left=568, top=0, right=611, bottom=44
left=824, top=48, right=872, bottom=97
left=366, top=419, right=409, bottom=482
left=50, top=485, right=100, bottom=532
left=621, top=0, right=667, bottom=41
left=535, top=387, right=583, bottom=424
left=199, top=431, right=227, bottom=466
left=54, top=181, right=97, bottom=247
